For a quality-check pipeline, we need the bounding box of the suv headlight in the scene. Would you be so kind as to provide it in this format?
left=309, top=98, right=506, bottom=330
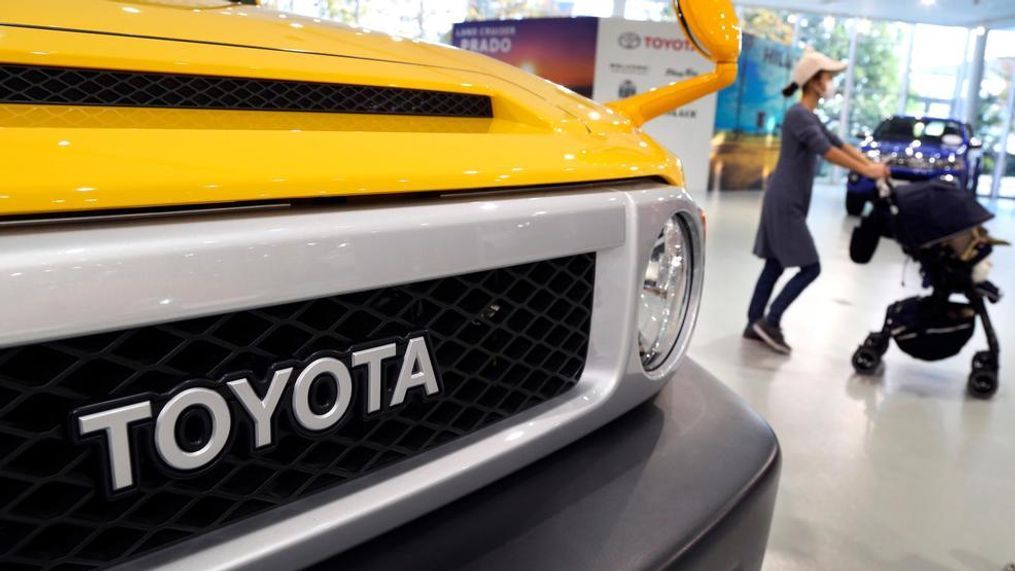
left=905, top=156, right=935, bottom=170
left=638, top=214, right=694, bottom=371
left=948, top=156, right=967, bottom=171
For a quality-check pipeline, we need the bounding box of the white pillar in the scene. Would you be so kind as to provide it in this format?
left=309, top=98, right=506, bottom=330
left=898, top=24, right=915, bottom=115
left=833, top=18, right=860, bottom=183
left=612, top=0, right=626, bottom=18
left=990, top=72, right=1015, bottom=200
left=418, top=0, right=425, bottom=38
left=951, top=28, right=972, bottom=119
left=965, top=27, right=989, bottom=129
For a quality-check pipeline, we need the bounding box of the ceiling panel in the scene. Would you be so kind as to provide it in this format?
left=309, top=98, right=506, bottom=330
left=737, top=0, right=1015, bottom=27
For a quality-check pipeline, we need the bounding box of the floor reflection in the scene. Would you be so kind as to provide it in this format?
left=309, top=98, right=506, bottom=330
left=689, top=184, right=1014, bottom=570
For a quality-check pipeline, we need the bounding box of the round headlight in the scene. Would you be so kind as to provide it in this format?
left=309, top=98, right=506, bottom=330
left=638, top=214, right=694, bottom=371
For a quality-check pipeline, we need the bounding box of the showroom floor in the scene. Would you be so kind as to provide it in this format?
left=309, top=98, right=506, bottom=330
left=687, top=184, right=1014, bottom=571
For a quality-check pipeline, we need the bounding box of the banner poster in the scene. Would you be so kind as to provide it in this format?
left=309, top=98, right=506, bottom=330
left=593, top=19, right=717, bottom=192
left=451, top=18, right=599, bottom=97
left=710, top=34, right=801, bottom=191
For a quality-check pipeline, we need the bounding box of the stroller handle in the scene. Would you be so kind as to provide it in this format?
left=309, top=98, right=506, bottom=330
left=875, top=171, right=899, bottom=214
left=876, top=175, right=894, bottom=199
left=876, top=177, right=893, bottom=198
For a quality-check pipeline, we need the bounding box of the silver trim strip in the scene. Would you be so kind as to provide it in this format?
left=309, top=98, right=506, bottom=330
left=0, top=203, right=290, bottom=228
left=0, top=189, right=624, bottom=348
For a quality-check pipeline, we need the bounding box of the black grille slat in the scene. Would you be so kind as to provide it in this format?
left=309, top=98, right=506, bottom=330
left=0, top=64, right=494, bottom=118
left=0, top=255, right=594, bottom=570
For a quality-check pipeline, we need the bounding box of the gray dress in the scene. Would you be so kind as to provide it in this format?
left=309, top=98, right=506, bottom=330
left=753, top=103, right=844, bottom=267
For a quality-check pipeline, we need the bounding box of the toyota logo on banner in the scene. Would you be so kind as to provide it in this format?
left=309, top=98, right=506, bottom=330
left=618, top=32, right=642, bottom=50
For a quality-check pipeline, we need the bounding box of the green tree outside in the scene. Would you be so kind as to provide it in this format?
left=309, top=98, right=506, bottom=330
left=740, top=8, right=794, bottom=45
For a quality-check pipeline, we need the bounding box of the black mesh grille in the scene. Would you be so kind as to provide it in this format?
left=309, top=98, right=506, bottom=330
left=0, top=64, right=494, bottom=117
left=0, top=254, right=594, bottom=570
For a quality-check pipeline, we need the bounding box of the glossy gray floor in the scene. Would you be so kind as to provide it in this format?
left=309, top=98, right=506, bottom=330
left=687, top=184, right=1014, bottom=571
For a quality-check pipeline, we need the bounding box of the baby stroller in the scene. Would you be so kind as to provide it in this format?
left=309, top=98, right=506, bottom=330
left=849, top=177, right=1007, bottom=398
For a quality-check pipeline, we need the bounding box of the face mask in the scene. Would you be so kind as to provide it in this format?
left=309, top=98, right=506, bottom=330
left=821, top=79, right=836, bottom=100
left=972, top=258, right=993, bottom=284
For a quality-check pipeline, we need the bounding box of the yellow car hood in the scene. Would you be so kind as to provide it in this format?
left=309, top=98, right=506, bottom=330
left=0, top=0, right=682, bottom=216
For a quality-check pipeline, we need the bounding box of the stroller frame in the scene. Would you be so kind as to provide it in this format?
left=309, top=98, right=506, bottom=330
left=851, top=180, right=1002, bottom=398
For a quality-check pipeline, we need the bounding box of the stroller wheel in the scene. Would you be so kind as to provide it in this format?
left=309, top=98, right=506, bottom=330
left=845, top=192, right=867, bottom=216
left=967, top=370, right=998, bottom=399
left=864, top=332, right=889, bottom=354
left=972, top=351, right=996, bottom=372
left=852, top=346, right=882, bottom=375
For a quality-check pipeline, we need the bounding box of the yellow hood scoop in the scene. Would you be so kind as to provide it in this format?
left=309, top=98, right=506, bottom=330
left=0, top=63, right=494, bottom=118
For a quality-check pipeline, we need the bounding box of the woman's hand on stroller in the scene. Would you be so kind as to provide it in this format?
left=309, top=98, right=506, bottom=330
left=862, top=162, right=891, bottom=181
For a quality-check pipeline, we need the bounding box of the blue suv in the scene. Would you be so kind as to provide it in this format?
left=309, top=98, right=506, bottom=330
left=846, top=115, right=983, bottom=215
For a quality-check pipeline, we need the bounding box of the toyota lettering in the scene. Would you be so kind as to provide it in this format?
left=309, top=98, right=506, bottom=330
left=72, top=335, right=440, bottom=494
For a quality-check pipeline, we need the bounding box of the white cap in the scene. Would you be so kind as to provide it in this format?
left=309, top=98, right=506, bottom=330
left=786, top=49, right=847, bottom=93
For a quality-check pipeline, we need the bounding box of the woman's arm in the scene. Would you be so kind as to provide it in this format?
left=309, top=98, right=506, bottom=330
left=825, top=147, right=890, bottom=180
left=788, top=108, right=890, bottom=179
left=840, top=143, right=869, bottom=164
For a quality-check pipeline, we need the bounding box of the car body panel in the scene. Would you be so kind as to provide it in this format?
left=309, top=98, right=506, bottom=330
left=848, top=115, right=981, bottom=197
left=0, top=3, right=777, bottom=569
left=0, top=1, right=678, bottom=217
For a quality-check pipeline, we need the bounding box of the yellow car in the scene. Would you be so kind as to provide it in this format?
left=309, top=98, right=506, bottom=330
left=0, top=1, right=778, bottom=569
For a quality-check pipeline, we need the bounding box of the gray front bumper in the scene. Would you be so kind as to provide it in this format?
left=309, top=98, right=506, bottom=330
left=3, top=181, right=704, bottom=569
left=318, top=358, right=780, bottom=571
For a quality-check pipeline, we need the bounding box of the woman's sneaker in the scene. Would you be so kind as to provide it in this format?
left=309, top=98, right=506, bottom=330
left=743, top=324, right=763, bottom=342
left=751, top=320, right=792, bottom=354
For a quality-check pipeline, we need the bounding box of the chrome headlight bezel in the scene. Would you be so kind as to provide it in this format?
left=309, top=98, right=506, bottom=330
left=637, top=210, right=702, bottom=378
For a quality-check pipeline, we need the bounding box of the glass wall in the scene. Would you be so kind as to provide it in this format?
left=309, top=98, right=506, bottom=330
left=740, top=7, right=793, bottom=44
left=785, top=16, right=906, bottom=139
left=263, top=0, right=602, bottom=42
left=850, top=20, right=908, bottom=137
left=265, top=0, right=469, bottom=42
left=975, top=29, right=1015, bottom=198
left=466, top=1, right=574, bottom=21
left=623, top=0, right=672, bottom=22
left=681, top=5, right=1013, bottom=198
left=792, top=13, right=850, bottom=141
left=906, top=24, right=971, bottom=117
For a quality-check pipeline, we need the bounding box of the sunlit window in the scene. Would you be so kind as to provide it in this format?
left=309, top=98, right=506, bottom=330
left=975, top=29, right=1015, bottom=198
left=465, top=0, right=569, bottom=21
left=851, top=20, right=909, bottom=137
left=740, top=6, right=794, bottom=45
left=907, top=24, right=971, bottom=117
left=263, top=0, right=599, bottom=41
left=623, top=0, right=673, bottom=21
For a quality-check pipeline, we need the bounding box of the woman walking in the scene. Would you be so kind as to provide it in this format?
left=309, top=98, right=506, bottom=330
left=747, top=50, right=890, bottom=354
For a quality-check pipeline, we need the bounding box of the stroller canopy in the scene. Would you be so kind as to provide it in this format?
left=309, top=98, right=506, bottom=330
left=894, top=180, right=993, bottom=248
